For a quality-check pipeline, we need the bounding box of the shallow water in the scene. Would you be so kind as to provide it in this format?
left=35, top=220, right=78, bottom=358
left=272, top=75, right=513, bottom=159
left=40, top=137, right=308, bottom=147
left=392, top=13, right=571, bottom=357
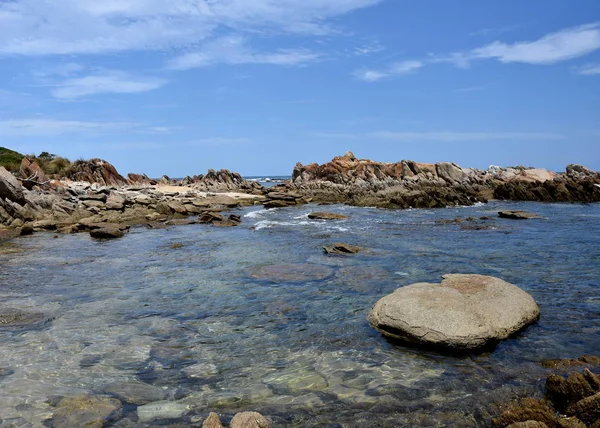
left=0, top=201, right=599, bottom=427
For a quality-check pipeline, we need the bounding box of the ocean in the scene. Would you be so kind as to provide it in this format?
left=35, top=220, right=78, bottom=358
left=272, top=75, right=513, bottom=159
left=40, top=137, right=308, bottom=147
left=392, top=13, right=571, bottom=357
left=0, top=200, right=598, bottom=426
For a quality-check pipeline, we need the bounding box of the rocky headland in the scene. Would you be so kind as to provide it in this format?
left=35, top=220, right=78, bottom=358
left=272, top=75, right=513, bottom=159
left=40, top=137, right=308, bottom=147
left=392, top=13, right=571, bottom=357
left=268, top=151, right=600, bottom=209
left=0, top=155, right=264, bottom=240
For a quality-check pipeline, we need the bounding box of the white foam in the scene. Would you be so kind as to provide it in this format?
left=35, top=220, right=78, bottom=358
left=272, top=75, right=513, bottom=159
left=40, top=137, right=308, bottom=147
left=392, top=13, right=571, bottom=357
left=244, top=209, right=268, bottom=219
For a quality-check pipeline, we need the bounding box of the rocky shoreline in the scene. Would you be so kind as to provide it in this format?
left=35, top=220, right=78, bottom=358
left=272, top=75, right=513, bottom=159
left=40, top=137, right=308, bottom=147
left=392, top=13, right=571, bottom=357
left=2, top=152, right=600, bottom=239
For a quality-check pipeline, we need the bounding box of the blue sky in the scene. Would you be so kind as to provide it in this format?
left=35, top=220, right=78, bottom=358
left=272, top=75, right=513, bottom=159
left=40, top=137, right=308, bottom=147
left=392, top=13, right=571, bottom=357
left=0, top=0, right=599, bottom=177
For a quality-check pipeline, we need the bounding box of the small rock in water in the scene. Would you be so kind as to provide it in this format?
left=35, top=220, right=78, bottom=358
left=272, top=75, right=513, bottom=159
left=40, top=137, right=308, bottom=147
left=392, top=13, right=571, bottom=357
left=368, top=274, right=540, bottom=351
left=202, top=412, right=223, bottom=428
left=498, top=210, right=542, bottom=220
left=308, top=212, right=348, bottom=220
left=90, top=227, right=125, bottom=239
left=230, top=411, right=271, bottom=428
left=323, top=243, right=362, bottom=255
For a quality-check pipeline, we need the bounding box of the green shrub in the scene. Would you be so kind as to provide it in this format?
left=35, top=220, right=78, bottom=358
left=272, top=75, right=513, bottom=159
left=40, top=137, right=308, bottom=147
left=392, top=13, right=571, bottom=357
left=0, top=147, right=25, bottom=173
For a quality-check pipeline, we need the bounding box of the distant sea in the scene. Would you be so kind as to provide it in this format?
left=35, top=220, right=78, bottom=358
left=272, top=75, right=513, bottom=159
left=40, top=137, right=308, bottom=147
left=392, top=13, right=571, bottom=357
left=244, top=175, right=291, bottom=188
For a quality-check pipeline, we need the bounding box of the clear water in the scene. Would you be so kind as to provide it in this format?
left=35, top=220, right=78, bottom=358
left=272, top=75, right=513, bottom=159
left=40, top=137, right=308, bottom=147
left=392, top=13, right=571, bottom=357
left=0, top=201, right=599, bottom=427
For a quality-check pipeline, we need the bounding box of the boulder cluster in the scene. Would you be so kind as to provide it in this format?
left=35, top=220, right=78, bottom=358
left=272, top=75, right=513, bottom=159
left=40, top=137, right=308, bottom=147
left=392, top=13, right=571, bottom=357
left=494, top=357, right=600, bottom=427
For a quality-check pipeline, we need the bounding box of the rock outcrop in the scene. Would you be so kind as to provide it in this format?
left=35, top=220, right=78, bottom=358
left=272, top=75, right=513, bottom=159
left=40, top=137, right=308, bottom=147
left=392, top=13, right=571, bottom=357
left=493, top=359, right=600, bottom=427
left=66, top=158, right=127, bottom=187
left=189, top=169, right=263, bottom=193
left=367, top=274, right=540, bottom=351
left=284, top=152, right=600, bottom=208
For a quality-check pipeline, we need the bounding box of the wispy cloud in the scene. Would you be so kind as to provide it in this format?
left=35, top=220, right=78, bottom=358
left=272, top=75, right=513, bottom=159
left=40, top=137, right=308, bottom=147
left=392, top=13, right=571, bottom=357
left=358, top=23, right=600, bottom=82
left=469, top=23, right=600, bottom=65
left=355, top=60, right=424, bottom=82
left=51, top=70, right=168, bottom=99
left=0, top=118, right=176, bottom=136
left=575, top=63, right=600, bottom=75
left=168, top=36, right=319, bottom=70
left=0, top=0, right=382, bottom=56
left=313, top=131, right=565, bottom=142
left=0, top=118, right=138, bottom=136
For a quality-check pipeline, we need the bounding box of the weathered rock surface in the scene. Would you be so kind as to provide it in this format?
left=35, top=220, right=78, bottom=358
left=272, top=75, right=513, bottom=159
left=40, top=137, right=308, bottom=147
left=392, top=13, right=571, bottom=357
left=263, top=191, right=308, bottom=209
left=308, top=211, right=348, bottom=220
left=230, top=411, right=270, bottom=428
left=498, top=210, right=542, bottom=220
left=65, top=158, right=127, bottom=187
left=189, top=169, right=263, bottom=193
left=368, top=274, right=540, bottom=351
left=0, top=166, right=26, bottom=205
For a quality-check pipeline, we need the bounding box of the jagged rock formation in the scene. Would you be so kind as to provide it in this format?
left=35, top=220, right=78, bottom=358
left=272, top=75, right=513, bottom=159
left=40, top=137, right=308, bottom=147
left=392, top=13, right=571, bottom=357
left=66, top=159, right=127, bottom=187
left=189, top=169, right=263, bottom=193
left=284, top=152, right=600, bottom=208
left=0, top=166, right=264, bottom=237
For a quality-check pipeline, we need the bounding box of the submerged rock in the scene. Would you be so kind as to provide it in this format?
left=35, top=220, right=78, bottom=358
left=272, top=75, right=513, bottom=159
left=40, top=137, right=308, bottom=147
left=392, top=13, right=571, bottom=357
left=308, top=212, right=348, bottom=220
left=103, top=380, right=169, bottom=405
left=368, top=274, right=540, bottom=351
left=136, top=400, right=190, bottom=423
left=52, top=395, right=123, bottom=428
left=250, top=263, right=333, bottom=283
left=498, top=210, right=542, bottom=220
left=323, top=243, right=362, bottom=255
left=0, top=309, right=47, bottom=327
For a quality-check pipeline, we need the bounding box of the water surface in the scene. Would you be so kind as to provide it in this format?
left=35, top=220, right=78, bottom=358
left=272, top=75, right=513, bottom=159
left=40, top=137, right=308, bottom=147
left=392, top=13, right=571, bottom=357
left=0, top=201, right=598, bottom=427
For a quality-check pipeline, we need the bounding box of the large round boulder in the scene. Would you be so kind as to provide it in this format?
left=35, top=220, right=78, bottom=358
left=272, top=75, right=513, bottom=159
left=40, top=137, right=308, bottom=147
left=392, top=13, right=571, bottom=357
left=367, top=274, right=540, bottom=351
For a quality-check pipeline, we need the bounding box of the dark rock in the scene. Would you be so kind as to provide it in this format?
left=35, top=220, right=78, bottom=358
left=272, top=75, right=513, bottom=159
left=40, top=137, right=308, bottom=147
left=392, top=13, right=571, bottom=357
left=308, top=212, right=348, bottom=220
left=323, top=243, right=362, bottom=255
left=90, top=227, right=125, bottom=239
left=492, top=398, right=560, bottom=427
left=198, top=212, right=224, bottom=224
left=498, top=210, right=542, bottom=220
left=19, top=224, right=34, bottom=235
left=368, top=274, right=540, bottom=351
left=566, top=392, right=600, bottom=425
left=546, top=372, right=597, bottom=412
left=541, top=355, right=600, bottom=370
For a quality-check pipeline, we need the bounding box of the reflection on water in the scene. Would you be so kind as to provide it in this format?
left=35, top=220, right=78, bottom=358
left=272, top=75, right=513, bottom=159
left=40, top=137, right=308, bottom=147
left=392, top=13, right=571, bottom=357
left=0, top=201, right=599, bottom=426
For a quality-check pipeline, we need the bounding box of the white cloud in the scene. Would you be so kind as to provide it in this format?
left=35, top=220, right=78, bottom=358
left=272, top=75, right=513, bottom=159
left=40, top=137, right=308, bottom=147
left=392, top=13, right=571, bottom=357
left=0, top=0, right=382, bottom=56
left=355, top=60, right=423, bottom=82
left=314, top=131, right=565, bottom=142
left=471, top=23, right=600, bottom=64
left=168, top=35, right=319, bottom=70
left=0, top=118, right=138, bottom=136
left=576, top=63, right=600, bottom=75
left=51, top=70, right=168, bottom=99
